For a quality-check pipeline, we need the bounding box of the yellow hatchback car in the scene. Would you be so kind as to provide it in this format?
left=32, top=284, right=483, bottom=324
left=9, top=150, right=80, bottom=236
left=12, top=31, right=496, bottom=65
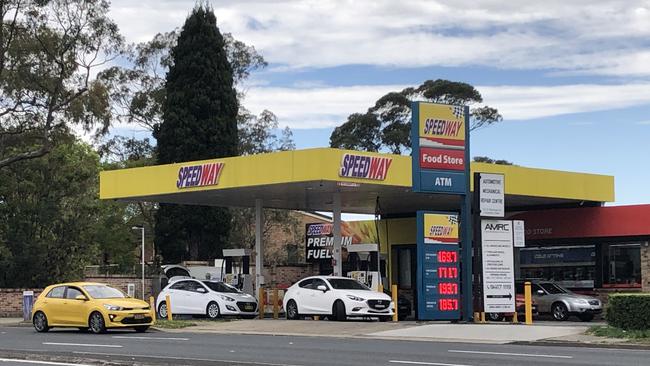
left=32, top=282, right=154, bottom=334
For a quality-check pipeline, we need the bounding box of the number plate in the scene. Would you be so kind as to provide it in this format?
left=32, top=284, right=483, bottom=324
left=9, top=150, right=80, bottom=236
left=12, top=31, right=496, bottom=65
left=134, top=314, right=144, bottom=320
left=244, top=304, right=254, bottom=311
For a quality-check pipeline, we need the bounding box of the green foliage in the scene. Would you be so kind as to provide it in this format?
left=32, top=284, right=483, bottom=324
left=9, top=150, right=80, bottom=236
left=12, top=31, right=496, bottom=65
left=473, top=156, right=514, bottom=165
left=606, top=294, right=650, bottom=330
left=153, top=5, right=238, bottom=263
left=0, top=137, right=101, bottom=287
left=238, top=109, right=295, bottom=154
left=330, top=79, right=502, bottom=154
left=0, top=0, right=124, bottom=168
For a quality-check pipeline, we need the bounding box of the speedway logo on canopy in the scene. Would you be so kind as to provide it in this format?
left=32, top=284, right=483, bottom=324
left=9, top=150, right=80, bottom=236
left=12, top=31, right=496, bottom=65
left=417, top=103, right=466, bottom=150
left=339, top=153, right=392, bottom=181
left=423, top=213, right=459, bottom=244
left=176, top=162, right=224, bottom=189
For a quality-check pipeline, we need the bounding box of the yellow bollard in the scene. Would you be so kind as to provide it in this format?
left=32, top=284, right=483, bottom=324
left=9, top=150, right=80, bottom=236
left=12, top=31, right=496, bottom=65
left=272, top=289, right=279, bottom=319
left=391, top=284, right=399, bottom=322
left=258, top=287, right=265, bottom=319
left=474, top=311, right=480, bottom=322
left=512, top=311, right=519, bottom=324
left=524, top=281, right=533, bottom=325
left=149, top=296, right=156, bottom=322
left=314, top=316, right=320, bottom=321
left=165, top=294, right=173, bottom=321
left=480, top=312, right=486, bottom=323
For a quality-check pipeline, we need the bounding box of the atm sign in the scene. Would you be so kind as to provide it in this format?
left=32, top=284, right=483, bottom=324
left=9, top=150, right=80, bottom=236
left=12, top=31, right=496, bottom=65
left=420, top=147, right=464, bottom=171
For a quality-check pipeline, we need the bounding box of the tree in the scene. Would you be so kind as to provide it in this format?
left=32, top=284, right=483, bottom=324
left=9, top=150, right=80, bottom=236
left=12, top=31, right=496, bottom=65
left=153, top=5, right=239, bottom=262
left=330, top=79, right=502, bottom=154
left=0, top=137, right=102, bottom=287
left=0, top=0, right=123, bottom=168
left=473, top=156, right=514, bottom=165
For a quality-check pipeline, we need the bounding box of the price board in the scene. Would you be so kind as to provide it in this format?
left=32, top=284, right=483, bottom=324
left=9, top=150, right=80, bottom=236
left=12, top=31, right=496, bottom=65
left=418, top=212, right=461, bottom=320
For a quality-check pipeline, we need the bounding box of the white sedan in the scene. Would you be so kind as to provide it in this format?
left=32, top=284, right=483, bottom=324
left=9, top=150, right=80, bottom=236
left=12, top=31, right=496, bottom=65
left=156, top=279, right=258, bottom=319
left=282, top=276, right=394, bottom=321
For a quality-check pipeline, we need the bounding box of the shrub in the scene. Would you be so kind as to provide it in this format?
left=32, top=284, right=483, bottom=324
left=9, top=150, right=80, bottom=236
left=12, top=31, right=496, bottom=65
left=606, top=293, right=650, bottom=330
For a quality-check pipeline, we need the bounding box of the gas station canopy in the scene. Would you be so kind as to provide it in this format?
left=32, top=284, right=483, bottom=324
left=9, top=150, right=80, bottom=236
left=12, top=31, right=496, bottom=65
left=100, top=148, right=614, bottom=212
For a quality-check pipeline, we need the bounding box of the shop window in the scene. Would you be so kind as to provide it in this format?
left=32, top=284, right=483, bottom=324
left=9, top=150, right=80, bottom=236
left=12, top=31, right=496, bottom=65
left=519, top=245, right=596, bottom=288
left=602, top=243, right=641, bottom=288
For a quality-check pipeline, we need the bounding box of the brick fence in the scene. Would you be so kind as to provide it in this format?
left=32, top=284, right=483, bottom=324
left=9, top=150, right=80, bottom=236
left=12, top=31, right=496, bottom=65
left=0, top=288, right=42, bottom=318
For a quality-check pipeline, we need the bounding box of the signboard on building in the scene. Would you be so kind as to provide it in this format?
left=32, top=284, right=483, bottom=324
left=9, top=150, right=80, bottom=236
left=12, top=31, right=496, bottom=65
left=417, top=212, right=461, bottom=320
left=411, top=102, right=469, bottom=194
left=479, top=173, right=505, bottom=217
left=339, top=153, right=392, bottom=181
left=305, top=221, right=379, bottom=262
left=481, top=220, right=515, bottom=313
left=176, top=162, right=224, bottom=189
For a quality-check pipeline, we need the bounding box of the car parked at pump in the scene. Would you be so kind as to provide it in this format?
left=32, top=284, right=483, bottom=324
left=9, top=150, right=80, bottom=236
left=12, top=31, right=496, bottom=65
left=156, top=279, right=258, bottom=319
left=516, top=279, right=602, bottom=321
left=283, top=276, right=394, bottom=321
left=31, top=282, right=153, bottom=334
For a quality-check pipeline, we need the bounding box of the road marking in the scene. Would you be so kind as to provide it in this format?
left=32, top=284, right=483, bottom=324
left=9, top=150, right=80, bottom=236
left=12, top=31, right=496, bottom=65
left=447, top=350, right=572, bottom=359
left=72, top=351, right=303, bottom=366
left=0, top=358, right=93, bottom=366
left=42, top=342, right=122, bottom=348
left=111, top=335, right=189, bottom=341
left=389, top=361, right=471, bottom=366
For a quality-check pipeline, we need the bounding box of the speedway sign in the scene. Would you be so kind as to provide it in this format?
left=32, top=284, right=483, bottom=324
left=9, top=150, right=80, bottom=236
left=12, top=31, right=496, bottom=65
left=423, top=213, right=459, bottom=244
left=339, top=153, right=392, bottom=181
left=176, top=162, right=224, bottom=189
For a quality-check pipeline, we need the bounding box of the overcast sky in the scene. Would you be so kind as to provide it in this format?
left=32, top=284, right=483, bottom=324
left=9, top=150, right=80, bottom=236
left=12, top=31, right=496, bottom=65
left=110, top=0, right=650, bottom=207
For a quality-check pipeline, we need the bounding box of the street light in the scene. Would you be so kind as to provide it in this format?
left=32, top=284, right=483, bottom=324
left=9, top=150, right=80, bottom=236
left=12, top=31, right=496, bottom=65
left=131, top=225, right=145, bottom=300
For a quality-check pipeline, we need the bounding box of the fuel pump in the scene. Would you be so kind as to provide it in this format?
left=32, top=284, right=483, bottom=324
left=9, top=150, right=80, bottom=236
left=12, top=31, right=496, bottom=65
left=345, top=244, right=384, bottom=291
left=221, top=249, right=254, bottom=296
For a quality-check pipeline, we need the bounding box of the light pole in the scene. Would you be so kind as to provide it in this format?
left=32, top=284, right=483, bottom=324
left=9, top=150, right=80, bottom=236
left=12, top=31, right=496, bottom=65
left=132, top=225, right=145, bottom=300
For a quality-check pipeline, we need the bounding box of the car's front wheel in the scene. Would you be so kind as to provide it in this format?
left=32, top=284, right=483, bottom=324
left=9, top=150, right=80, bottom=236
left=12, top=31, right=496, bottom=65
left=552, top=302, right=569, bottom=321
left=286, top=300, right=300, bottom=320
left=378, top=316, right=391, bottom=322
left=134, top=326, right=149, bottom=333
left=32, top=311, right=49, bottom=333
left=332, top=300, right=346, bottom=321
left=89, top=312, right=107, bottom=334
left=206, top=302, right=220, bottom=319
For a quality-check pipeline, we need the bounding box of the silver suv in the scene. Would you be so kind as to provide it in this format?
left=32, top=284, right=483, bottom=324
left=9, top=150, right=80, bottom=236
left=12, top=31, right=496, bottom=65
left=517, top=280, right=602, bottom=321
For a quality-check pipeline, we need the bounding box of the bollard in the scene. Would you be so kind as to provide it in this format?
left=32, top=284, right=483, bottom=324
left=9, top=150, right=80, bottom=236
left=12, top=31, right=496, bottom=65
left=473, top=311, right=480, bottom=322
left=149, top=296, right=156, bottom=322
left=512, top=311, right=519, bottom=324
left=272, top=289, right=279, bottom=319
left=480, top=312, right=486, bottom=323
left=165, top=294, right=173, bottom=321
left=391, top=285, right=399, bottom=322
left=314, top=316, right=320, bottom=321
left=524, top=281, right=533, bottom=325
left=258, top=287, right=265, bottom=319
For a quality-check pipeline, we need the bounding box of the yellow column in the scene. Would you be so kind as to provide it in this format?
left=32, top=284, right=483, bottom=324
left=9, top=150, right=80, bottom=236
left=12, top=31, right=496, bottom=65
left=391, top=285, right=399, bottom=322
left=272, top=289, right=279, bottom=319
left=165, top=294, right=172, bottom=321
left=258, top=287, right=265, bottom=319
left=149, top=296, right=156, bottom=322
left=524, top=281, right=533, bottom=325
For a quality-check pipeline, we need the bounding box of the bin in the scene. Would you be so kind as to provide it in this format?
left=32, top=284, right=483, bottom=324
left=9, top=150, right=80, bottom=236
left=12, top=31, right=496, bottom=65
left=22, top=291, right=34, bottom=321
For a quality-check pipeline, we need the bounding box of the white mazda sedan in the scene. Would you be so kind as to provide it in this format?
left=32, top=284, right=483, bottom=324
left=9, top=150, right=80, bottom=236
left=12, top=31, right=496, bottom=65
left=156, top=279, right=258, bottom=319
left=283, top=276, right=394, bottom=321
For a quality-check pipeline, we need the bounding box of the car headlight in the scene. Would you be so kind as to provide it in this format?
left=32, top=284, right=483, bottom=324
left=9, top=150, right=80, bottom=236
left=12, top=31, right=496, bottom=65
left=103, top=304, right=123, bottom=311
left=346, top=295, right=365, bottom=302
left=576, top=299, right=590, bottom=305
left=219, top=295, right=236, bottom=302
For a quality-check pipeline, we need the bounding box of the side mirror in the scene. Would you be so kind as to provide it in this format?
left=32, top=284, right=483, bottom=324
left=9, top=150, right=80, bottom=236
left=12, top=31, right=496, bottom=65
left=317, top=285, right=328, bottom=292
left=536, top=289, right=545, bottom=296
left=75, top=294, right=88, bottom=301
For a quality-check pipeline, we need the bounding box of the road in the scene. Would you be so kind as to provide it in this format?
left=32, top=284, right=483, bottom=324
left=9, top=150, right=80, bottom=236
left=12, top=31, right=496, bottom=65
left=0, top=326, right=647, bottom=366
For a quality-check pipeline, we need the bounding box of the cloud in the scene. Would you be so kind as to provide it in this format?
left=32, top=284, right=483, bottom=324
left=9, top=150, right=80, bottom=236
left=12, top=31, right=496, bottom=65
left=108, top=0, right=650, bottom=76
left=243, top=83, right=650, bottom=129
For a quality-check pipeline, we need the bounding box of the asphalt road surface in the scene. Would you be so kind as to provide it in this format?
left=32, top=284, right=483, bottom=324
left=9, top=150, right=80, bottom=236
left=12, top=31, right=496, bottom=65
left=0, top=326, right=648, bottom=366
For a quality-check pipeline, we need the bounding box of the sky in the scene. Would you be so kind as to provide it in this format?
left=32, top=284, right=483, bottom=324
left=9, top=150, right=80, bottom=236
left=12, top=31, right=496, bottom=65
left=108, top=0, right=650, bottom=207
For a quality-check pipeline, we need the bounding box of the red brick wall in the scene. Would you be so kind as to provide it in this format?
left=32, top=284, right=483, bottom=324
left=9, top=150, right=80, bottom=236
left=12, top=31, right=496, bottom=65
left=0, top=288, right=42, bottom=317
left=251, top=264, right=319, bottom=288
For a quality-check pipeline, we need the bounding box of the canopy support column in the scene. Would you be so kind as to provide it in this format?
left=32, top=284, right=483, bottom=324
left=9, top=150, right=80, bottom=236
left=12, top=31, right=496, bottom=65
left=332, top=192, right=342, bottom=276
left=255, top=198, right=264, bottom=299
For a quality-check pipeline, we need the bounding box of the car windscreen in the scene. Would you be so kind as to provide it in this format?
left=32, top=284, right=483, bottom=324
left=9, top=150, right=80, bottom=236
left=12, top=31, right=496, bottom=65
left=327, top=278, right=369, bottom=290
left=539, top=283, right=567, bottom=294
left=203, top=281, right=239, bottom=293
left=83, top=285, right=126, bottom=299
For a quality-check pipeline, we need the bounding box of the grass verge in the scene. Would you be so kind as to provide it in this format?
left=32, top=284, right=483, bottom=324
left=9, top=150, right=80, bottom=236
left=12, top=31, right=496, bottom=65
left=588, top=325, right=650, bottom=341
left=153, top=319, right=198, bottom=329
